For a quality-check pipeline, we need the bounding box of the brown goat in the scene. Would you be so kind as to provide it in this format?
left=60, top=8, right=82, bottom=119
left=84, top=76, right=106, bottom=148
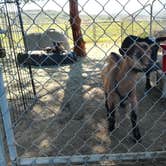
left=101, top=42, right=152, bottom=142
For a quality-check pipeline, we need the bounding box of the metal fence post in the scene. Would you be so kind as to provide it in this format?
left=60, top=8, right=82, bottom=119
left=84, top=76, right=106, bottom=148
left=0, top=66, right=17, bottom=166
left=150, top=0, right=157, bottom=36
left=0, top=126, right=6, bottom=166
left=15, top=0, right=37, bottom=98
left=15, top=0, right=28, bottom=52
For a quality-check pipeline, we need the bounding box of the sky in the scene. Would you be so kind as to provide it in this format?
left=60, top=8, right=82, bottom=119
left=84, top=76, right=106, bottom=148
left=21, top=0, right=165, bottom=16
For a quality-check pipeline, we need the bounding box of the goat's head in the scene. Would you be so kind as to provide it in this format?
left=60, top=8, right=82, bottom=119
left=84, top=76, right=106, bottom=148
left=127, top=42, right=152, bottom=71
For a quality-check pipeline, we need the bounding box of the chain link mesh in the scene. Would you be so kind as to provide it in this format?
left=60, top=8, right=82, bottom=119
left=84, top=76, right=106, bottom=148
left=0, top=0, right=166, bottom=165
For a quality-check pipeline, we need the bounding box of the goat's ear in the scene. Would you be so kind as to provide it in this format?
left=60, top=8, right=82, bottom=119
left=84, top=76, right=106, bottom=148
left=105, top=52, right=121, bottom=64
left=111, top=52, right=121, bottom=62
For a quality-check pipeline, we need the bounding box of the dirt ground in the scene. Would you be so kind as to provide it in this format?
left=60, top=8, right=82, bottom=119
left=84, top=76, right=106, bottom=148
left=13, top=43, right=166, bottom=165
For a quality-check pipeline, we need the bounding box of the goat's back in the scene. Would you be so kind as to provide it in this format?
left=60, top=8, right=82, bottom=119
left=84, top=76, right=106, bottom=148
left=101, top=52, right=122, bottom=93
left=102, top=52, right=135, bottom=94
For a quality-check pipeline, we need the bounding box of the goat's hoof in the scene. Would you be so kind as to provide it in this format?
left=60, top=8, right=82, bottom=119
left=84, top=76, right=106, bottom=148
left=133, top=136, right=142, bottom=143
left=130, top=136, right=141, bottom=143
left=108, top=121, right=115, bottom=132
left=132, top=127, right=142, bottom=143
left=109, top=128, right=114, bottom=133
left=109, top=126, right=115, bottom=132
left=133, top=131, right=141, bottom=143
left=109, top=125, right=115, bottom=132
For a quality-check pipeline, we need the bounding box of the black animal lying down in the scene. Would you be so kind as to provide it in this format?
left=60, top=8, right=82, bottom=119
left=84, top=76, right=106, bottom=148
left=17, top=41, right=77, bottom=66
left=119, top=35, right=166, bottom=92
left=17, top=51, right=77, bottom=66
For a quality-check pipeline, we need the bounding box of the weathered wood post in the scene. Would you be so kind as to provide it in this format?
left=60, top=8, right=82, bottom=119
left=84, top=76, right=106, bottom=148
left=69, top=0, right=86, bottom=56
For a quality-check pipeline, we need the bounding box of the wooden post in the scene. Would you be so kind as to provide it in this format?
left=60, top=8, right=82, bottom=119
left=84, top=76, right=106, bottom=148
left=69, top=0, right=86, bottom=56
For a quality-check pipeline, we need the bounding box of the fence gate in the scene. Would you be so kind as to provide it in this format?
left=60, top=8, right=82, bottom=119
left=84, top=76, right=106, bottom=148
left=0, top=0, right=166, bottom=165
left=0, top=0, right=36, bottom=126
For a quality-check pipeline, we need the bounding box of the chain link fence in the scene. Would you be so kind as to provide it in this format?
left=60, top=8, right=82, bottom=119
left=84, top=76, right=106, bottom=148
left=0, top=0, right=36, bottom=127
left=0, top=0, right=166, bottom=165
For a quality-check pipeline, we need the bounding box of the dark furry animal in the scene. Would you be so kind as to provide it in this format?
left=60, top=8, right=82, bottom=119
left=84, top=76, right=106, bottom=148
left=102, top=42, right=152, bottom=142
left=44, top=41, right=66, bottom=54
left=119, top=35, right=166, bottom=92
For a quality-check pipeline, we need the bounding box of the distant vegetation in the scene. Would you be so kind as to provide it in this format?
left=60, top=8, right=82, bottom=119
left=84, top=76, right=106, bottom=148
left=19, top=10, right=166, bottom=44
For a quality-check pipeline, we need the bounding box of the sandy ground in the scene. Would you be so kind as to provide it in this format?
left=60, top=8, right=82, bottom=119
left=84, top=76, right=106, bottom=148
left=10, top=43, right=166, bottom=165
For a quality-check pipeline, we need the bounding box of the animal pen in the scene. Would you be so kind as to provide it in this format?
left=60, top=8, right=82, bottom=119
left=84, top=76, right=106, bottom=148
left=0, top=0, right=166, bottom=165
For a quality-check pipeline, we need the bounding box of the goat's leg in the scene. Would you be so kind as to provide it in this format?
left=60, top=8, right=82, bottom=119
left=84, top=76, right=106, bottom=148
left=129, top=93, right=141, bottom=142
left=105, top=99, right=115, bottom=132
left=130, top=110, right=141, bottom=141
left=105, top=93, right=109, bottom=111
left=108, top=104, right=115, bottom=132
left=145, top=72, right=152, bottom=92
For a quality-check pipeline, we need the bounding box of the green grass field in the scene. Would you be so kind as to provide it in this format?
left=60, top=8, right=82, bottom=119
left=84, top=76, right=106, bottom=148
left=1, top=18, right=165, bottom=53
left=23, top=19, right=165, bottom=45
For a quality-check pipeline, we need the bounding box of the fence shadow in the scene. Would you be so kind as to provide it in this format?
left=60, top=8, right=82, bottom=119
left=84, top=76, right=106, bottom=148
left=13, top=56, right=166, bottom=160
